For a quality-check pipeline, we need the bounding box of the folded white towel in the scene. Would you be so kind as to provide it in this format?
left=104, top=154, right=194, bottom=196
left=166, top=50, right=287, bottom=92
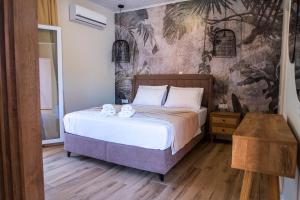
left=101, top=104, right=116, bottom=116
left=102, top=104, right=114, bottom=111
left=121, top=104, right=134, bottom=112
left=102, top=109, right=116, bottom=116
left=118, top=109, right=136, bottom=118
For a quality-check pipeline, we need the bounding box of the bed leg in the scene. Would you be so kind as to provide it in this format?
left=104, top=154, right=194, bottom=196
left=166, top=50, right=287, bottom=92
left=159, top=174, right=165, bottom=182
left=67, top=151, right=71, bottom=157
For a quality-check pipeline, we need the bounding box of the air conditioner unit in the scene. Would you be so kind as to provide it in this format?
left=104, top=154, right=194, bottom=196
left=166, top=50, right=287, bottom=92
left=69, top=4, right=107, bottom=29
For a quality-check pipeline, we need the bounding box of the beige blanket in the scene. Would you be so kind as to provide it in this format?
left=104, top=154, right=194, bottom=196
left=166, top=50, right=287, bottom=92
left=124, top=105, right=200, bottom=154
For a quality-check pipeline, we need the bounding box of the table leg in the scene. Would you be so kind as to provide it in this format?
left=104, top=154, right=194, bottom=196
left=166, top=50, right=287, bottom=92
left=240, top=172, right=280, bottom=200
left=240, top=171, right=254, bottom=200
left=268, top=175, right=280, bottom=200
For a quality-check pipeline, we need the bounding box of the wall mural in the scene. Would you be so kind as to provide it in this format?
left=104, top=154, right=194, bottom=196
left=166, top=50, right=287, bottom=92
left=289, top=0, right=300, bottom=101
left=115, top=0, right=283, bottom=114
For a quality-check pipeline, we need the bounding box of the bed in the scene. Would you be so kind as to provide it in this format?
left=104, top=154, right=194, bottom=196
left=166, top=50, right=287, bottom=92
left=64, top=74, right=214, bottom=181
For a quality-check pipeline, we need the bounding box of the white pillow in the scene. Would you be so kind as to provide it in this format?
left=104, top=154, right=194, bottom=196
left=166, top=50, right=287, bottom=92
left=164, top=87, right=204, bottom=109
left=132, top=85, right=168, bottom=106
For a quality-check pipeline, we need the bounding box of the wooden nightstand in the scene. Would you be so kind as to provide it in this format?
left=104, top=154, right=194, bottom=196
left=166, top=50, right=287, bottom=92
left=210, top=112, right=241, bottom=141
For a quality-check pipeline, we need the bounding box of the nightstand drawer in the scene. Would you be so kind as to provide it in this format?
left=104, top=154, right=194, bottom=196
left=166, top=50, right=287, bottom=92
left=212, top=117, right=238, bottom=126
left=212, top=127, right=235, bottom=135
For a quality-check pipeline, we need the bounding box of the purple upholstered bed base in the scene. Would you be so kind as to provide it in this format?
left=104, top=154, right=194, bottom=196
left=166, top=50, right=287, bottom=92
left=64, top=128, right=205, bottom=175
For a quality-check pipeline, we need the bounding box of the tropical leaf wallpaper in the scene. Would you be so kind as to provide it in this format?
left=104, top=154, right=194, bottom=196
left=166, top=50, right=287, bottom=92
left=115, top=0, right=283, bottom=113
left=289, top=0, right=300, bottom=101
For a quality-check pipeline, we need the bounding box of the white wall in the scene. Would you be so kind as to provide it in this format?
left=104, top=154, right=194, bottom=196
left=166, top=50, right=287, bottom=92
left=57, top=0, right=115, bottom=113
left=279, top=1, right=300, bottom=199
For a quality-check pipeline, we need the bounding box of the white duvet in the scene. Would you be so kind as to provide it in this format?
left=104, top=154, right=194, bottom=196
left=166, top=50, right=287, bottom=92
left=63, top=105, right=207, bottom=151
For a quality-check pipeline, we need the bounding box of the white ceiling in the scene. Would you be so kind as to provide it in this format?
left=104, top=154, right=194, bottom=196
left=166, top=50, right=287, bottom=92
left=90, top=0, right=189, bottom=12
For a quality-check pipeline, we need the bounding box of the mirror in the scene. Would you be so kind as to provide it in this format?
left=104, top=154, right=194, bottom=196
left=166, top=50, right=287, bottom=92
left=289, top=0, right=300, bottom=101
left=38, top=25, right=64, bottom=144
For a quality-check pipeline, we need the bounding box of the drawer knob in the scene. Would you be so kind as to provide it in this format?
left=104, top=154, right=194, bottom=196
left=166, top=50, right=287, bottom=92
left=222, top=129, right=225, bottom=132
left=222, top=119, right=225, bottom=122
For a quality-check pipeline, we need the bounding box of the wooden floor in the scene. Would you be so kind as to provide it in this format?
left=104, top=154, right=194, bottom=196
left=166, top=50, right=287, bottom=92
left=43, top=141, right=268, bottom=200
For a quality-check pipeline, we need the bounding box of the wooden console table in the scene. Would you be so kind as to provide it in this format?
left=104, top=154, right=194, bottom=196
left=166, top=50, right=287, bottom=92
left=231, top=113, right=297, bottom=200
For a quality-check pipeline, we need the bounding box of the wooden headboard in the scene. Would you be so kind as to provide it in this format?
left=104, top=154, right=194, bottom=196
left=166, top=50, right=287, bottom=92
left=132, top=74, right=214, bottom=114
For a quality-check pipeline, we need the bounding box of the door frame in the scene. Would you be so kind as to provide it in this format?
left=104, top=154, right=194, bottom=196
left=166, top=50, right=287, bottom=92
left=0, top=0, right=44, bottom=199
left=38, top=24, right=65, bottom=145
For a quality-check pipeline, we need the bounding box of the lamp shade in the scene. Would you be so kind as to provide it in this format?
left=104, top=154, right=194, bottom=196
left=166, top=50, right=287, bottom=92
left=213, top=29, right=236, bottom=58
left=112, top=39, right=130, bottom=63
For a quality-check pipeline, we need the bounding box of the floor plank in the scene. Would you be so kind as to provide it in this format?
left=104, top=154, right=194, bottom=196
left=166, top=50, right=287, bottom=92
left=43, top=141, right=267, bottom=200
